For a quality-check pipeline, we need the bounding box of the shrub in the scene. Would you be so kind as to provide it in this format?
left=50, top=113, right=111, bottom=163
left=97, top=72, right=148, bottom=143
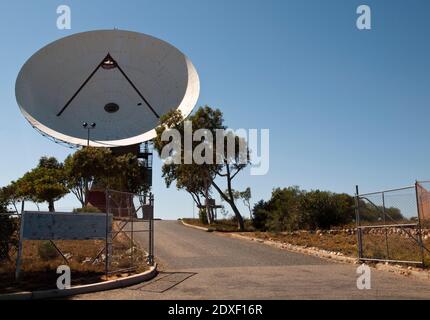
left=38, top=241, right=60, bottom=261
left=299, top=191, right=354, bottom=230
left=252, top=200, right=269, bottom=231
left=252, top=187, right=357, bottom=232
left=73, top=206, right=101, bottom=213
left=0, top=215, right=19, bottom=262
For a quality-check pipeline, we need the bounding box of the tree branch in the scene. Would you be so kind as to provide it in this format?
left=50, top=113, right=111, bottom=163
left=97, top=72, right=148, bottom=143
left=230, top=166, right=244, bottom=181
left=211, top=180, right=231, bottom=203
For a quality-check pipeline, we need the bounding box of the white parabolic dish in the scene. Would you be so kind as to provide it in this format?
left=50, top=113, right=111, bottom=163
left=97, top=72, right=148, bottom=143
left=15, top=30, right=200, bottom=147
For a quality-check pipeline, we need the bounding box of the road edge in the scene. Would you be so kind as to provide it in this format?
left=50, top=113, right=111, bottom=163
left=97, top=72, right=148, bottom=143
left=219, top=232, right=430, bottom=282
left=220, top=232, right=357, bottom=264
left=0, top=264, right=158, bottom=300
left=180, top=219, right=214, bottom=232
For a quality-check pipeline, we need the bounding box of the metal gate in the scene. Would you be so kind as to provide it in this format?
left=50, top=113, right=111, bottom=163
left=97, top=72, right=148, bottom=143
left=102, top=189, right=155, bottom=276
left=355, top=182, right=430, bottom=266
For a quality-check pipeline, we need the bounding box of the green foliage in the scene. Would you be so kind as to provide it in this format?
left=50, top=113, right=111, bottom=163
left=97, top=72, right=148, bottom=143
left=358, top=200, right=404, bottom=222
left=64, top=147, right=112, bottom=207
left=299, top=190, right=355, bottom=230
left=73, top=206, right=102, bottom=213
left=227, top=187, right=252, bottom=218
left=199, top=209, right=209, bottom=225
left=0, top=215, right=19, bottom=262
left=154, top=106, right=249, bottom=230
left=264, top=187, right=304, bottom=232
left=1, top=182, right=26, bottom=213
left=64, top=147, right=150, bottom=207
left=0, top=188, right=9, bottom=213
left=253, top=187, right=358, bottom=232
left=111, top=153, right=150, bottom=194
left=15, top=157, right=68, bottom=212
left=37, top=241, right=60, bottom=261
left=252, top=200, right=269, bottom=231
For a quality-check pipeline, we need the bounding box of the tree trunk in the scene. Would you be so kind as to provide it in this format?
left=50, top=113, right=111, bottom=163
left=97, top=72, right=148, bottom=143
left=229, top=200, right=245, bottom=231
left=48, top=200, right=55, bottom=212
left=225, top=163, right=244, bottom=231
left=211, top=181, right=245, bottom=231
left=205, top=182, right=212, bottom=224
left=84, top=178, right=89, bottom=207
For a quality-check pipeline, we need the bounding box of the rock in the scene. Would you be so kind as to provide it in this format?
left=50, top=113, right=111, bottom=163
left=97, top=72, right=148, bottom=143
left=64, top=253, right=73, bottom=260
left=125, top=248, right=137, bottom=255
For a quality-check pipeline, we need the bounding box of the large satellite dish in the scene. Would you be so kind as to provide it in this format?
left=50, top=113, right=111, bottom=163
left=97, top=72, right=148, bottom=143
left=15, top=30, right=200, bottom=147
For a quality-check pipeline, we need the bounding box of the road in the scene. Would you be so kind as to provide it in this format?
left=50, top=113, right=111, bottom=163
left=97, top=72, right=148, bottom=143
left=74, top=220, right=430, bottom=300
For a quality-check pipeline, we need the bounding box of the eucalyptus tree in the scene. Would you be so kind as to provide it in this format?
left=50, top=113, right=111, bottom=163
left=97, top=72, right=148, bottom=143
left=15, top=157, right=68, bottom=212
left=64, top=147, right=150, bottom=208
left=154, top=106, right=250, bottom=230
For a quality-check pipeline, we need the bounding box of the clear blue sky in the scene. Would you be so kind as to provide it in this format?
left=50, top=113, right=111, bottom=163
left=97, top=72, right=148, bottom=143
left=0, top=0, right=429, bottom=218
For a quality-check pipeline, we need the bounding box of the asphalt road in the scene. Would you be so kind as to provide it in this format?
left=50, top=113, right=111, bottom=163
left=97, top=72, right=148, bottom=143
left=74, top=220, right=430, bottom=300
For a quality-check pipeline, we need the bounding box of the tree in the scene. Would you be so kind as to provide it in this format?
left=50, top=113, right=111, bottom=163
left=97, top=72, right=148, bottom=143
left=154, top=106, right=250, bottom=230
left=252, top=187, right=357, bottom=232
left=227, top=188, right=252, bottom=219
left=264, top=187, right=304, bottom=232
left=109, top=153, right=150, bottom=194
left=252, top=200, right=269, bottom=231
left=65, top=147, right=150, bottom=208
left=358, top=199, right=404, bottom=223
left=240, top=188, right=252, bottom=219
left=0, top=188, right=9, bottom=213
left=15, top=157, right=68, bottom=212
left=299, top=190, right=354, bottom=230
left=2, top=181, right=41, bottom=213
left=192, top=107, right=250, bottom=230
left=64, top=147, right=112, bottom=207
left=0, top=187, right=19, bottom=262
left=154, top=108, right=218, bottom=224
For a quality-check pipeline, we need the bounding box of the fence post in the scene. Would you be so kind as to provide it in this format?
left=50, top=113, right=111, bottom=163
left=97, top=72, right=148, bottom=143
left=355, top=185, right=363, bottom=260
left=130, top=194, right=134, bottom=268
left=149, top=193, right=154, bottom=266
left=415, top=181, right=426, bottom=267
left=105, top=189, right=111, bottom=277
left=381, top=192, right=390, bottom=260
left=15, top=212, right=25, bottom=281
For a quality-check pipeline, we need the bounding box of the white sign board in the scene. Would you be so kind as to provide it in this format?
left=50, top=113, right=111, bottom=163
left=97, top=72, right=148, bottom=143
left=21, top=211, right=112, bottom=241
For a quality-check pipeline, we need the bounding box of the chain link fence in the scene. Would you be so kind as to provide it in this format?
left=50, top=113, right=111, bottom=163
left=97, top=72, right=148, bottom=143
left=0, top=213, right=20, bottom=263
left=0, top=190, right=154, bottom=292
left=104, top=189, right=154, bottom=275
left=355, top=182, right=430, bottom=266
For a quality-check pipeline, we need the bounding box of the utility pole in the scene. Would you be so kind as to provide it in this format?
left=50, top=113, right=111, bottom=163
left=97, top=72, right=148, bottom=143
left=82, top=122, right=96, bottom=146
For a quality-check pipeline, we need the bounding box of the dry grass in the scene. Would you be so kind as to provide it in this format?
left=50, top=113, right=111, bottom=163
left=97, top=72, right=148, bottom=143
left=0, top=223, right=148, bottom=294
left=244, top=231, right=358, bottom=256
left=243, top=231, right=430, bottom=266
